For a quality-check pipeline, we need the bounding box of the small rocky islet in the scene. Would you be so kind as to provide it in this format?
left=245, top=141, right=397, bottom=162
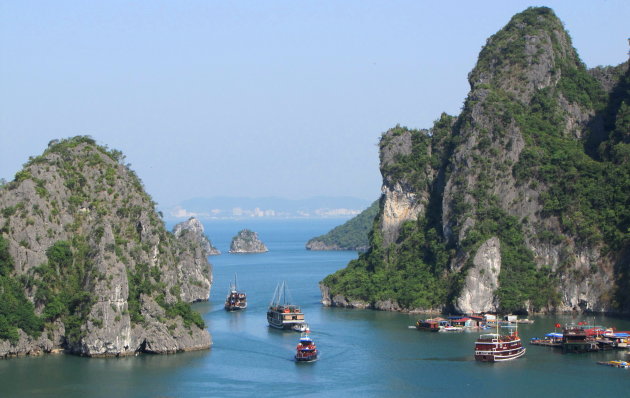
left=229, top=229, right=269, bottom=254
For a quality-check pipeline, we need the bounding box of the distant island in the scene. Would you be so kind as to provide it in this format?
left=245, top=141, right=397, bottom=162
left=229, top=229, right=268, bottom=253
left=306, top=200, right=379, bottom=251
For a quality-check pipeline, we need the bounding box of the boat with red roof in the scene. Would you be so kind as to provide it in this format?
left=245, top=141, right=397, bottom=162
left=295, top=331, right=318, bottom=362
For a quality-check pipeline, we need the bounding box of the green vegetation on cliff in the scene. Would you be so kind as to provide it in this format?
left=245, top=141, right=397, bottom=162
left=306, top=200, right=379, bottom=251
left=0, top=236, right=42, bottom=343
left=0, top=136, right=209, bottom=354
left=323, top=115, right=457, bottom=309
left=322, top=7, right=630, bottom=313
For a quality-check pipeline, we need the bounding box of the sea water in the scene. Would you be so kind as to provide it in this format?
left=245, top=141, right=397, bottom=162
left=1, top=219, right=629, bottom=397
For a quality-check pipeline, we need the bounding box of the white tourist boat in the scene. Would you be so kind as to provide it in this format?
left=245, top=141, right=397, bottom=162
left=267, top=281, right=306, bottom=330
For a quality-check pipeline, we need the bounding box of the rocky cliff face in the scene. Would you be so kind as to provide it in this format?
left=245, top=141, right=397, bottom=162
left=0, top=137, right=212, bottom=358
left=173, top=217, right=221, bottom=256
left=456, top=237, right=501, bottom=314
left=322, top=7, right=630, bottom=315
left=229, top=229, right=268, bottom=253
left=172, top=217, right=216, bottom=303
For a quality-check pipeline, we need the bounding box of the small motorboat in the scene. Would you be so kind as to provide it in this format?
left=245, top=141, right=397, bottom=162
left=295, top=332, right=318, bottom=362
left=292, top=323, right=309, bottom=332
left=439, top=325, right=464, bottom=332
left=597, top=360, right=629, bottom=369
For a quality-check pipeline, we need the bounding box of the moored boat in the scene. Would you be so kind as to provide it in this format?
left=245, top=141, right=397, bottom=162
left=596, top=360, right=629, bottom=369
left=267, top=281, right=306, bottom=330
left=602, top=332, right=629, bottom=348
left=295, top=332, right=318, bottom=362
left=475, top=331, right=526, bottom=362
left=440, top=324, right=464, bottom=332
left=224, top=273, right=247, bottom=311
left=530, top=332, right=563, bottom=347
left=415, top=318, right=441, bottom=332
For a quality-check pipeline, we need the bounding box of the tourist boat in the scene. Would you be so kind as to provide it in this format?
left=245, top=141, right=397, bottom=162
left=224, top=274, right=247, bottom=311
left=416, top=318, right=441, bottom=332
left=267, top=281, right=306, bottom=330
left=295, top=332, right=318, bottom=362
left=474, top=330, right=526, bottom=362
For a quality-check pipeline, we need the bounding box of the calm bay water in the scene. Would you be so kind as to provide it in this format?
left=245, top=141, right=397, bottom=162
left=1, top=219, right=630, bottom=397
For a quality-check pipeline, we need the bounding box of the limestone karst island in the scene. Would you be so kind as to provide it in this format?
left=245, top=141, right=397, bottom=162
left=229, top=229, right=269, bottom=253
left=0, top=137, right=212, bottom=357
left=320, top=7, right=630, bottom=316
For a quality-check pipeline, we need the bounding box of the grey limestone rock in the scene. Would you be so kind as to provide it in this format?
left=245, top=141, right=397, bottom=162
left=229, top=229, right=268, bottom=253
left=456, top=237, right=501, bottom=314
left=0, top=137, right=212, bottom=358
left=321, top=8, right=629, bottom=315
left=173, top=217, right=220, bottom=256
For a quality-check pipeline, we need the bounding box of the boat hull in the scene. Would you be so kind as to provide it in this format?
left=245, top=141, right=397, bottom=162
left=225, top=303, right=247, bottom=311
left=475, top=347, right=526, bottom=362
left=267, top=315, right=291, bottom=329
left=475, top=333, right=526, bottom=362
left=267, top=316, right=305, bottom=329
left=295, top=353, right=318, bottom=362
left=267, top=307, right=305, bottom=330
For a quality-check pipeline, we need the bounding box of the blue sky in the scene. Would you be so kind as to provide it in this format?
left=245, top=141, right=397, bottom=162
left=1, top=1, right=628, bottom=207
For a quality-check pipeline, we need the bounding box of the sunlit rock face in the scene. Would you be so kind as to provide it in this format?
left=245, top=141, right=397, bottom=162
left=0, top=137, right=212, bottom=357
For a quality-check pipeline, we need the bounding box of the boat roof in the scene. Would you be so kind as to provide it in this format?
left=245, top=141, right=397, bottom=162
left=545, top=333, right=563, bottom=338
left=607, top=332, right=630, bottom=337
left=480, top=333, right=500, bottom=338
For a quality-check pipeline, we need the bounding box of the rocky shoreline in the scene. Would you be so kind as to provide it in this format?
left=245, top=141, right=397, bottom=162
left=319, top=283, right=440, bottom=314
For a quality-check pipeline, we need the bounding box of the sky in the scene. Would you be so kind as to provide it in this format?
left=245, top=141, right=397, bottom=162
left=1, top=1, right=628, bottom=208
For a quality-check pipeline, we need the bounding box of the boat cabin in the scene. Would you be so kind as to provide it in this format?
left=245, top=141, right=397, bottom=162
left=449, top=317, right=473, bottom=328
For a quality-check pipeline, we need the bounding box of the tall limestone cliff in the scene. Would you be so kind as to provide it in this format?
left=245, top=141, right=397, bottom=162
left=321, top=7, right=630, bottom=315
left=172, top=217, right=218, bottom=302
left=0, top=137, right=212, bottom=358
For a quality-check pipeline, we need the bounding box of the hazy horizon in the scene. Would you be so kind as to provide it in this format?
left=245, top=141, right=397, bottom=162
left=2, top=1, right=629, bottom=207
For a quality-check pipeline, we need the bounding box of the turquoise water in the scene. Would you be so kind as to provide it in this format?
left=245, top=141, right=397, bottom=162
left=1, top=219, right=630, bottom=397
